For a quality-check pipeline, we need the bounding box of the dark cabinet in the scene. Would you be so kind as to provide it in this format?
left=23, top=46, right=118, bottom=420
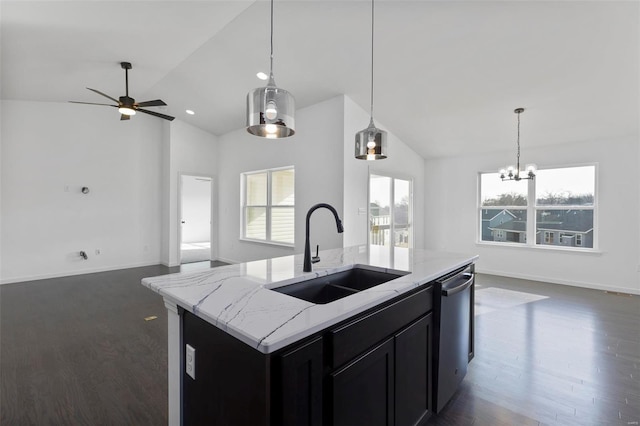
left=279, top=337, right=324, bottom=426
left=331, top=337, right=395, bottom=426
left=395, top=314, right=433, bottom=426
left=330, top=313, right=434, bottom=426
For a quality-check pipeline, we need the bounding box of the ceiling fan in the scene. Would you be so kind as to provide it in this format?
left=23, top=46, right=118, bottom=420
left=70, top=62, right=175, bottom=121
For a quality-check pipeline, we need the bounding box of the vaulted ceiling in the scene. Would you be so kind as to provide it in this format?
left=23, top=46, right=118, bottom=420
left=2, top=1, right=638, bottom=159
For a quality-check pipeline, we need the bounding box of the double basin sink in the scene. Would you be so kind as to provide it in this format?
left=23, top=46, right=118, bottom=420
left=268, top=266, right=409, bottom=304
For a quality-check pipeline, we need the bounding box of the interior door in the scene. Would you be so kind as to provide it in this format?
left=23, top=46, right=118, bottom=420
left=179, top=174, right=212, bottom=264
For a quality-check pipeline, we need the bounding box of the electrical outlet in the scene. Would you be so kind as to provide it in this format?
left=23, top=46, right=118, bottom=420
left=64, top=185, right=70, bottom=192
left=186, top=344, right=196, bottom=380
left=95, top=249, right=101, bottom=255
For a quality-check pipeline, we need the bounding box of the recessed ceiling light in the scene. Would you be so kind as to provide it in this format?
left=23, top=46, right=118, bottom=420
left=186, top=110, right=195, bottom=115
left=256, top=72, right=268, bottom=80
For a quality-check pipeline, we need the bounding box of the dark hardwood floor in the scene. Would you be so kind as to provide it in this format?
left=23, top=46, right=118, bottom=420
left=428, top=274, right=640, bottom=426
left=1, top=266, right=638, bottom=425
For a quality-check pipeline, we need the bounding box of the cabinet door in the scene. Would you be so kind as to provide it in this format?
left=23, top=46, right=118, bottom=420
left=395, top=314, right=433, bottom=426
left=279, top=337, right=323, bottom=426
left=331, top=337, right=395, bottom=426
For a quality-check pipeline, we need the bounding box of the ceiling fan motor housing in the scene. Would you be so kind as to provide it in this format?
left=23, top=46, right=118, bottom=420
left=119, top=96, right=135, bottom=107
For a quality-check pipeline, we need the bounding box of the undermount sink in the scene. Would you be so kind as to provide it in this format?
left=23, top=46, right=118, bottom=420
left=269, top=266, right=409, bottom=304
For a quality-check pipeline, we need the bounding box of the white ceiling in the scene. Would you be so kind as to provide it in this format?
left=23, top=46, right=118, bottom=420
left=2, top=0, right=638, bottom=159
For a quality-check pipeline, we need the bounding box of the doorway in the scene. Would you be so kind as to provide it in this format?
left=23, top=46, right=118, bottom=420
left=368, top=173, right=413, bottom=265
left=179, top=174, right=213, bottom=264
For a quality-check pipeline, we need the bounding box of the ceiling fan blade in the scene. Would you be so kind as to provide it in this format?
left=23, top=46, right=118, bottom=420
left=87, top=87, right=119, bottom=104
left=120, top=114, right=130, bottom=121
left=136, top=99, right=167, bottom=108
left=69, top=101, right=117, bottom=107
left=137, top=108, right=175, bottom=121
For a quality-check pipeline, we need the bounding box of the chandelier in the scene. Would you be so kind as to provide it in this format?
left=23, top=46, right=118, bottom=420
left=499, top=108, right=535, bottom=181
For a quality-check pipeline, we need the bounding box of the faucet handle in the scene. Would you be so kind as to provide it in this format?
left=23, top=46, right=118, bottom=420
left=311, top=244, right=321, bottom=264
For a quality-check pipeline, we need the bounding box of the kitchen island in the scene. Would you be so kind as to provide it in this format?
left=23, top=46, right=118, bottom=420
left=142, top=245, right=478, bottom=425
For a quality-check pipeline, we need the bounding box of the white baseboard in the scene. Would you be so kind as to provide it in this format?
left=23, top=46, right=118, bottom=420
left=215, top=256, right=239, bottom=265
left=477, top=268, right=640, bottom=296
left=0, top=261, right=162, bottom=285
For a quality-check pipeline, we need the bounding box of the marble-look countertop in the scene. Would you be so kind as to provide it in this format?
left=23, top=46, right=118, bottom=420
left=142, top=245, right=478, bottom=353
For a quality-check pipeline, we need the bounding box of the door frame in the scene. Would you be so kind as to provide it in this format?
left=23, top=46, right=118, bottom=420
left=178, top=172, right=216, bottom=264
left=367, top=170, right=414, bottom=252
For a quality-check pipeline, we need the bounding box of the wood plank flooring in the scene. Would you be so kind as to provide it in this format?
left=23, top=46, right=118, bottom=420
left=428, top=274, right=640, bottom=426
left=1, top=267, right=638, bottom=425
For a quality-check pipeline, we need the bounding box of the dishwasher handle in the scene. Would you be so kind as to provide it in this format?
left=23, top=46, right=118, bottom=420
left=440, top=273, right=473, bottom=297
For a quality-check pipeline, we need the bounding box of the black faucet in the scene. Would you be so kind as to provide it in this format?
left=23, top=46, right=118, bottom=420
left=304, top=203, right=344, bottom=272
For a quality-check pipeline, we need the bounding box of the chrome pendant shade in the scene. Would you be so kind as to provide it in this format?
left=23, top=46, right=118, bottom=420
left=355, top=118, right=387, bottom=160
left=499, top=108, right=536, bottom=181
left=246, top=0, right=295, bottom=138
left=355, top=0, right=387, bottom=160
left=247, top=74, right=295, bottom=138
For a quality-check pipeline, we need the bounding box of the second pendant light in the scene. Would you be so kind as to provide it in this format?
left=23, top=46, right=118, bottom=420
left=355, top=0, right=387, bottom=160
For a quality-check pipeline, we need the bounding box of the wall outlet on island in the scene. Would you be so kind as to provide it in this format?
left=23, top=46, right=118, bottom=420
left=186, top=344, right=196, bottom=380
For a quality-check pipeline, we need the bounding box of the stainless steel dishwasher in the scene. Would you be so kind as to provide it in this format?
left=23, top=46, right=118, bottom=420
left=433, top=266, right=474, bottom=413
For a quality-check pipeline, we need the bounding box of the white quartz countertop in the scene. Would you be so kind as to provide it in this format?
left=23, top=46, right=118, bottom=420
left=142, top=245, right=478, bottom=354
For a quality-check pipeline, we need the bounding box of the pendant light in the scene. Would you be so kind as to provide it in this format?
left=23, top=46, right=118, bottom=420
left=246, top=0, right=295, bottom=138
left=499, top=108, right=536, bottom=181
left=355, top=0, right=387, bottom=160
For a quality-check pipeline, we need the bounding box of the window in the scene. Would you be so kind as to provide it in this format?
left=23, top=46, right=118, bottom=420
left=535, top=166, right=594, bottom=249
left=544, top=231, right=554, bottom=244
left=479, top=174, right=527, bottom=245
left=242, top=167, right=295, bottom=245
left=479, top=165, right=596, bottom=250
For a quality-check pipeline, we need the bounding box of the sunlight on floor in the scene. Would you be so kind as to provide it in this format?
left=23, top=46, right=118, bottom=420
left=475, top=287, right=549, bottom=315
left=180, top=242, right=210, bottom=264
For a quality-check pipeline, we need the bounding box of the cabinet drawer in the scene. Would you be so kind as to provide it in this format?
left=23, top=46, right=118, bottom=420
left=330, top=286, right=432, bottom=368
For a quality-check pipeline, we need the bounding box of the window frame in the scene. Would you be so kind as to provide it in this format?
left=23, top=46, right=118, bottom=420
left=477, top=163, right=598, bottom=252
left=241, top=165, right=295, bottom=247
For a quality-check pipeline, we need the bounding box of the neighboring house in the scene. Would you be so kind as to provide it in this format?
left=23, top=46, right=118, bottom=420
left=489, top=219, right=527, bottom=243
left=482, top=208, right=593, bottom=247
left=481, top=209, right=522, bottom=241
left=536, top=210, right=594, bottom=248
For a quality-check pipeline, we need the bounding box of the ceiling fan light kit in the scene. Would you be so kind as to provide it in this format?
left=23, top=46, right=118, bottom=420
left=355, top=0, right=387, bottom=160
left=246, top=0, right=295, bottom=138
left=69, top=61, right=175, bottom=121
left=499, top=108, right=536, bottom=181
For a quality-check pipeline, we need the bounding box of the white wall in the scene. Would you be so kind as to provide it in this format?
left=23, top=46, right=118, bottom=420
left=217, top=96, right=345, bottom=263
left=424, top=136, right=640, bottom=294
left=162, top=119, right=218, bottom=266
left=1, top=100, right=163, bottom=283
left=342, top=96, right=425, bottom=249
